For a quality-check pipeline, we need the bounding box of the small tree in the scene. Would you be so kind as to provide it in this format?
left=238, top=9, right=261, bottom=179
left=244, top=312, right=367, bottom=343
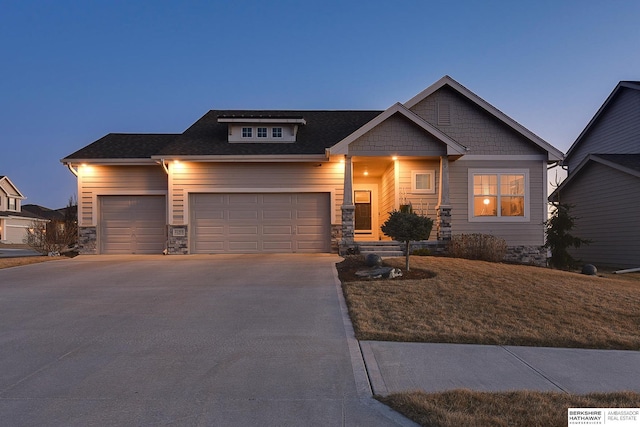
left=381, top=210, right=434, bottom=271
left=24, top=197, right=78, bottom=255
left=544, top=202, right=591, bottom=269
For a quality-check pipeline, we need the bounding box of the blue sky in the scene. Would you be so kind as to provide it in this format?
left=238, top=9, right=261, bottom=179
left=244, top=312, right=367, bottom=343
left=1, top=0, right=639, bottom=208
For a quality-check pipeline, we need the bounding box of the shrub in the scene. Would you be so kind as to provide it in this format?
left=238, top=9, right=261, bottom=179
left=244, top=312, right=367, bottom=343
left=381, top=210, right=434, bottom=271
left=448, top=233, right=507, bottom=263
left=411, top=248, right=431, bottom=256
left=544, top=203, right=591, bottom=269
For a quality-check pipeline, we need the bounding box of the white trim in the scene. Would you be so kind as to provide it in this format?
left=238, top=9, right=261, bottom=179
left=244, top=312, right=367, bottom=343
left=0, top=176, right=26, bottom=199
left=456, top=154, right=547, bottom=161
left=411, top=170, right=436, bottom=194
left=217, top=117, right=306, bottom=124
left=61, top=159, right=158, bottom=165
left=353, top=184, right=379, bottom=240
left=180, top=187, right=337, bottom=225
left=467, top=168, right=530, bottom=223
left=150, top=155, right=328, bottom=162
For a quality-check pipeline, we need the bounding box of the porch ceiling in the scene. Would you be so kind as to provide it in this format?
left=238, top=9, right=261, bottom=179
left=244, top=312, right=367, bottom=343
left=352, top=156, right=392, bottom=178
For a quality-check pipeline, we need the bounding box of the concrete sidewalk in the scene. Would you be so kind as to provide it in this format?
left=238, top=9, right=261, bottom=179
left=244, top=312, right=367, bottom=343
left=360, top=341, right=640, bottom=395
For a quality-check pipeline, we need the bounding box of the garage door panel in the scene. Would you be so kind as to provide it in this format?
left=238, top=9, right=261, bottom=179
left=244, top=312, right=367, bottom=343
left=262, top=210, right=293, bottom=220
left=229, top=194, right=258, bottom=204
left=263, top=225, right=293, bottom=235
left=190, top=193, right=329, bottom=254
left=229, top=226, right=259, bottom=235
left=229, top=210, right=258, bottom=220
left=263, top=241, right=293, bottom=250
left=100, top=195, right=166, bottom=254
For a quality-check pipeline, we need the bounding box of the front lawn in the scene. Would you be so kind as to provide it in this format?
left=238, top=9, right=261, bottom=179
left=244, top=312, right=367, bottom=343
left=378, top=390, right=640, bottom=427
left=338, top=256, right=640, bottom=426
left=339, top=256, right=640, bottom=350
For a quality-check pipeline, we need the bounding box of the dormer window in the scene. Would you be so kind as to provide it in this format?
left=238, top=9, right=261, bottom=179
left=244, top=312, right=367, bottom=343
left=219, top=116, right=306, bottom=143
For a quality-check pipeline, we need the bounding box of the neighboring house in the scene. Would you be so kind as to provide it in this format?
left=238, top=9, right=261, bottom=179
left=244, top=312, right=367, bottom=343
left=61, top=76, right=563, bottom=263
left=550, top=81, right=640, bottom=269
left=0, top=176, right=45, bottom=244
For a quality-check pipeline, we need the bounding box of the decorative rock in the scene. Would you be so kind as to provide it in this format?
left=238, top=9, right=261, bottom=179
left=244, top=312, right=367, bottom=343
left=355, top=267, right=403, bottom=279
left=581, top=264, right=597, bottom=276
left=365, top=253, right=382, bottom=267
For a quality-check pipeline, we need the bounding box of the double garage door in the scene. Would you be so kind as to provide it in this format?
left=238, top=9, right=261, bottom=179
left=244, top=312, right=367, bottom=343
left=190, top=193, right=330, bottom=253
left=99, top=195, right=166, bottom=254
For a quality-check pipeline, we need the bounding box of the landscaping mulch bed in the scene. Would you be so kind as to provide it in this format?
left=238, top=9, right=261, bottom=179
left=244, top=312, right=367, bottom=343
left=335, top=255, right=436, bottom=282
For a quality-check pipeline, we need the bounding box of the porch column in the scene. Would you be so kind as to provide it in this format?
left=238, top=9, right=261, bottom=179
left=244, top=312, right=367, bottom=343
left=436, top=156, right=452, bottom=241
left=340, top=155, right=356, bottom=252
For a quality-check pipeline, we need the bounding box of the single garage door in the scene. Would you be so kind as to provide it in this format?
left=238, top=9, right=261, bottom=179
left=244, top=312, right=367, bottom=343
left=191, top=193, right=330, bottom=253
left=99, top=195, right=166, bottom=254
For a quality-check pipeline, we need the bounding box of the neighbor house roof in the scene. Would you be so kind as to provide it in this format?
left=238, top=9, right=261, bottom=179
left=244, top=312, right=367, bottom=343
left=549, top=153, right=640, bottom=202
left=0, top=176, right=25, bottom=199
left=564, top=81, right=640, bottom=162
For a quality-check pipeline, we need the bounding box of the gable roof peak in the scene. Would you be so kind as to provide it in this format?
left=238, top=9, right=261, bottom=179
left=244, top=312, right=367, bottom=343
left=404, top=75, right=563, bottom=162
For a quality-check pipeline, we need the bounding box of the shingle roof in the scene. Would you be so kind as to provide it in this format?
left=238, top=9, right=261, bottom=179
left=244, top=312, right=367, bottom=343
left=62, top=111, right=383, bottom=160
left=0, top=210, right=44, bottom=220
left=157, top=110, right=383, bottom=156
left=62, top=134, right=179, bottom=160
left=593, top=154, right=640, bottom=173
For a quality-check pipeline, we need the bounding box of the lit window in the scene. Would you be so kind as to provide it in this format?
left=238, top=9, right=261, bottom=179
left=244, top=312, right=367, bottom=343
left=257, top=127, right=267, bottom=138
left=8, top=198, right=16, bottom=210
left=412, top=170, right=435, bottom=194
left=272, top=127, right=283, bottom=138
left=242, top=127, right=252, bottom=138
left=470, top=170, right=528, bottom=221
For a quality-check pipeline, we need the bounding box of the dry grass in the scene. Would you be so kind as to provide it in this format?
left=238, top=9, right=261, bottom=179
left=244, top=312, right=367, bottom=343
left=378, top=389, right=640, bottom=427
left=0, top=256, right=58, bottom=269
left=340, top=256, right=640, bottom=350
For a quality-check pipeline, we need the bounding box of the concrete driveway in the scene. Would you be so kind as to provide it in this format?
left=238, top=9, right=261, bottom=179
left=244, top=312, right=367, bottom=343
left=0, top=254, right=412, bottom=426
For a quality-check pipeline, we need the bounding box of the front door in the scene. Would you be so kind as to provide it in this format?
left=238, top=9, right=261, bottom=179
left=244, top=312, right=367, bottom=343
left=353, top=184, right=378, bottom=240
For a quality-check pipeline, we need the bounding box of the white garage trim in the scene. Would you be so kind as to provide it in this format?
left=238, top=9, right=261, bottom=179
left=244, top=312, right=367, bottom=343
left=190, top=192, right=331, bottom=254
left=176, top=187, right=337, bottom=225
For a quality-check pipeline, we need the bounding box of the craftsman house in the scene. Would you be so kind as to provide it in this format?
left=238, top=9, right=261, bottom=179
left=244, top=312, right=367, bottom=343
left=550, top=81, right=640, bottom=269
left=62, top=76, right=563, bottom=263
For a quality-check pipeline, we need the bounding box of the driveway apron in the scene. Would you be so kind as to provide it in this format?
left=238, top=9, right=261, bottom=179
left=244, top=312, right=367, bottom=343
left=0, top=254, right=408, bottom=426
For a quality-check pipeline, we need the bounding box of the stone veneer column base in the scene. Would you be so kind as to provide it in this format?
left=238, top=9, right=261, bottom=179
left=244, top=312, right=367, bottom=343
left=78, top=226, right=97, bottom=254
left=339, top=205, right=357, bottom=256
left=436, top=205, right=452, bottom=241
left=167, top=225, right=189, bottom=255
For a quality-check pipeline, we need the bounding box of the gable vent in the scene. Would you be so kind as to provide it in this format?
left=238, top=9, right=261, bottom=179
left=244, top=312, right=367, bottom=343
left=437, top=102, right=451, bottom=126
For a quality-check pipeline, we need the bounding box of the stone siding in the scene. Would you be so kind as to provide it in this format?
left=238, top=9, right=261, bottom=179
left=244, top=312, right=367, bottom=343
left=504, top=245, right=548, bottom=266
left=78, top=226, right=97, bottom=255
left=167, top=225, right=188, bottom=255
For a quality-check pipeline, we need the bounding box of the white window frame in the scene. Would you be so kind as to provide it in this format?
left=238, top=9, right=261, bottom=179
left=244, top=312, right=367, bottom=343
left=241, top=127, right=252, bottom=138
left=257, top=127, right=267, bottom=138
left=411, top=170, right=435, bottom=194
left=468, top=168, right=529, bottom=222
left=8, top=197, right=16, bottom=211
left=272, top=127, right=283, bottom=138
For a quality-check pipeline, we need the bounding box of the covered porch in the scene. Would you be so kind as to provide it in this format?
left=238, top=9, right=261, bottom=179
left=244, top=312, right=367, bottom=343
left=338, top=154, right=453, bottom=254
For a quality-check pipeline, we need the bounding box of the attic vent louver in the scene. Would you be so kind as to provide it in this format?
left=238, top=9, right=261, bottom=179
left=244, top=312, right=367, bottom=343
left=437, top=102, right=451, bottom=126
